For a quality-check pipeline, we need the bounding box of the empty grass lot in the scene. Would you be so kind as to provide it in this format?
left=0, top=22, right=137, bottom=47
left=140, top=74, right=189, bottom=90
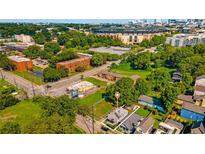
left=111, top=62, right=176, bottom=78
left=83, top=77, right=107, bottom=87
left=0, top=100, right=42, bottom=131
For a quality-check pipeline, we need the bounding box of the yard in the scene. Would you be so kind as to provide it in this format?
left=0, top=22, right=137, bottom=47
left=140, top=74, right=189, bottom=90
left=111, top=62, right=176, bottom=78
left=135, top=107, right=151, bottom=117
left=0, top=100, right=42, bottom=131
left=79, top=77, right=113, bottom=120
left=0, top=100, right=85, bottom=134
left=0, top=79, right=16, bottom=91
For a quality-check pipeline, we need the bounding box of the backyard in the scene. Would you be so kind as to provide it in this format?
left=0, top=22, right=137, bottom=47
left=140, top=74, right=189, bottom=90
left=111, top=62, right=176, bottom=78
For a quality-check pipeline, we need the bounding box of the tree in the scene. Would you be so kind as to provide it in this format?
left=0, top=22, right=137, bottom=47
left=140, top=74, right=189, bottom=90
left=161, top=84, right=180, bottom=113
left=182, top=73, right=193, bottom=90
left=75, top=66, right=86, bottom=72
left=0, top=94, right=19, bottom=110
left=147, top=69, right=171, bottom=91
left=24, top=113, right=77, bottom=134
left=0, top=122, right=21, bottom=134
left=131, top=52, right=151, bottom=70
left=193, top=44, right=205, bottom=55
left=106, top=77, right=139, bottom=106
left=43, top=67, right=61, bottom=82
left=44, top=42, right=61, bottom=55
left=0, top=53, right=14, bottom=70
left=58, top=67, right=69, bottom=78
left=23, top=45, right=41, bottom=58
left=135, top=79, right=150, bottom=95
left=91, top=53, right=104, bottom=66
left=33, top=32, right=46, bottom=44
left=57, top=33, right=70, bottom=45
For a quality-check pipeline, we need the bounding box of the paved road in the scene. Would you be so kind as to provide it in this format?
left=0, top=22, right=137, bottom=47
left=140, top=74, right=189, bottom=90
left=0, top=68, right=45, bottom=97
left=46, top=62, right=114, bottom=96
left=0, top=61, right=116, bottom=97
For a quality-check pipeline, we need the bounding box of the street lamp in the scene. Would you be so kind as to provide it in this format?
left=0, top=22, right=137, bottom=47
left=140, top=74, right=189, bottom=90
left=115, top=92, right=120, bottom=109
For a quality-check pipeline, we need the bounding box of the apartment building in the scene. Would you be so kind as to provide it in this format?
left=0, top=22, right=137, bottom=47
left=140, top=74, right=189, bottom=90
left=166, top=33, right=205, bottom=47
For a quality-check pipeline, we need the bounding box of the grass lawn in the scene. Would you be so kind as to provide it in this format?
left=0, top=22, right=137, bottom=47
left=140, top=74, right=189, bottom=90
left=13, top=70, right=44, bottom=85
left=135, top=107, right=151, bottom=117
left=111, top=62, right=176, bottom=78
left=0, top=79, right=16, bottom=91
left=83, top=77, right=107, bottom=87
left=0, top=100, right=42, bottom=131
left=78, top=89, right=105, bottom=106
left=94, top=100, right=113, bottom=120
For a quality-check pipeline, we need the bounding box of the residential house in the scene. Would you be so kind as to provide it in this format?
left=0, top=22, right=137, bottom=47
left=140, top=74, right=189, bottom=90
left=121, top=114, right=143, bottom=133
left=155, top=119, right=184, bottom=134
left=176, top=94, right=193, bottom=105
left=136, top=115, right=154, bottom=134
left=107, top=108, right=128, bottom=124
left=172, top=71, right=182, bottom=82
left=180, top=101, right=205, bottom=121
left=138, top=95, right=165, bottom=112
left=191, top=122, right=205, bottom=134
left=194, top=75, right=205, bottom=101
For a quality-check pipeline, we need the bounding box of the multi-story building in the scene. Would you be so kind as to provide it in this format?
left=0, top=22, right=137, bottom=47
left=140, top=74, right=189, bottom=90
left=14, top=34, right=34, bottom=43
left=56, top=53, right=92, bottom=72
left=8, top=55, right=33, bottom=71
left=91, top=26, right=170, bottom=45
left=166, top=33, right=205, bottom=47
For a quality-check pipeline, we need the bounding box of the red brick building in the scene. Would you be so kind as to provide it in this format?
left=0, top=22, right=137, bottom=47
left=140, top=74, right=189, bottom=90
left=8, top=56, right=33, bottom=71
left=56, top=54, right=91, bottom=72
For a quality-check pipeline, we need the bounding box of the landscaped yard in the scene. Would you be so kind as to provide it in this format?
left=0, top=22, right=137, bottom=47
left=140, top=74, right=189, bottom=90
left=111, top=62, right=176, bottom=78
left=0, top=79, right=16, bottom=92
left=135, top=107, right=151, bottom=117
left=0, top=100, right=42, bottom=131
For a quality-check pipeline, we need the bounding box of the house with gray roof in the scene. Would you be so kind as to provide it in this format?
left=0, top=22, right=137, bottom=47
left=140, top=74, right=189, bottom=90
left=138, top=95, right=165, bottom=112
left=155, top=119, right=184, bottom=134
left=121, top=114, right=143, bottom=133
left=107, top=108, right=128, bottom=124
left=135, top=114, right=154, bottom=134
left=180, top=101, right=205, bottom=121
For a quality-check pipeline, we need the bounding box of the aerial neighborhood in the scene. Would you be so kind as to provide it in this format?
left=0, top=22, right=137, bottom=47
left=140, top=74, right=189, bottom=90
left=0, top=19, right=205, bottom=134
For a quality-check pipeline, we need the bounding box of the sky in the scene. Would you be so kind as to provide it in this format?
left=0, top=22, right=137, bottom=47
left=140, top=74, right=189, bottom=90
left=0, top=19, right=170, bottom=24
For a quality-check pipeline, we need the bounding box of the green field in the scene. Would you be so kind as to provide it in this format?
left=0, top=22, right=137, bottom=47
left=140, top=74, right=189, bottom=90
left=135, top=107, right=151, bottom=117
left=83, top=77, right=107, bottom=87
left=13, top=70, right=44, bottom=85
left=94, top=100, right=113, bottom=120
left=111, top=62, right=176, bottom=78
left=0, top=100, right=42, bottom=131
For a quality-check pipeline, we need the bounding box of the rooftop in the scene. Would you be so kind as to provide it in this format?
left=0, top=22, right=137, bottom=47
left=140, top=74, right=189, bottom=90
left=89, top=46, right=130, bottom=55
left=182, top=101, right=205, bottom=115
left=139, top=95, right=162, bottom=106
left=191, top=122, right=205, bottom=134
left=121, top=114, right=143, bottom=131
left=138, top=115, right=154, bottom=133
left=177, top=94, right=193, bottom=103
left=8, top=55, right=31, bottom=62
left=107, top=108, right=128, bottom=124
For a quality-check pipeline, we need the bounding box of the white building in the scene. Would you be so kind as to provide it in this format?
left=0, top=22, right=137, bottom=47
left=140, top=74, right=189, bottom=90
left=14, top=34, right=34, bottom=43
left=166, top=33, right=205, bottom=47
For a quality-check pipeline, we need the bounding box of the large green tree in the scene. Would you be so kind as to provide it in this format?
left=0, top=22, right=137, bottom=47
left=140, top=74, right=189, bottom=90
left=44, top=42, right=61, bottom=55
left=0, top=122, right=21, bottom=134
left=106, top=77, right=139, bottom=106
left=161, top=84, right=180, bottom=113
left=135, top=78, right=150, bottom=95
left=91, top=53, right=104, bottom=66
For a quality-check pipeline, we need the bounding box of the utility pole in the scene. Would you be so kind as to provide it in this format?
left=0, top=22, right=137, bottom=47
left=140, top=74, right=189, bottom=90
left=92, top=104, right=95, bottom=134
